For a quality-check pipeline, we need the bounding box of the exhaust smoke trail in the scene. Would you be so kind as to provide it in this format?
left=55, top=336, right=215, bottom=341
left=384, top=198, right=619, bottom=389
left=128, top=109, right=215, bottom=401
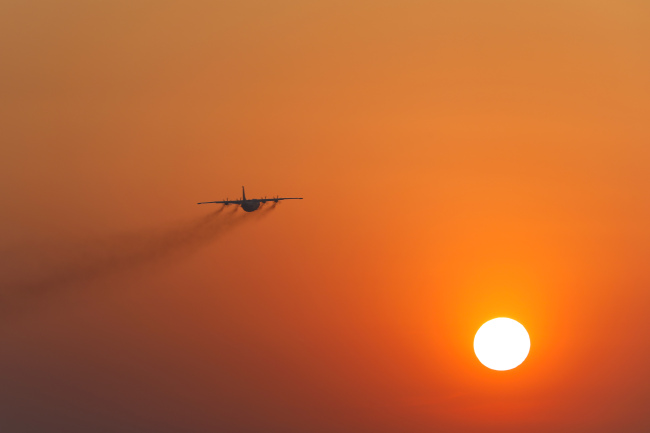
left=0, top=205, right=276, bottom=315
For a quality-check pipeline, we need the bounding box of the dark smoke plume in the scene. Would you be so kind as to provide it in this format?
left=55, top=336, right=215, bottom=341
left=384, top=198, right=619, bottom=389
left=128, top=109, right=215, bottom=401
left=0, top=206, right=275, bottom=315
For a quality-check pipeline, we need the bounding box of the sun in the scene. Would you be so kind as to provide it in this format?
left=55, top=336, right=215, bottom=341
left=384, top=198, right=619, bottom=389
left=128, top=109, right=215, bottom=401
left=474, top=318, right=530, bottom=371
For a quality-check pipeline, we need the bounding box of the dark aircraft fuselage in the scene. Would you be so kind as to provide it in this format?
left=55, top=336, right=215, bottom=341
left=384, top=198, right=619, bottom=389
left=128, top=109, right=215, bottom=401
left=241, top=200, right=261, bottom=212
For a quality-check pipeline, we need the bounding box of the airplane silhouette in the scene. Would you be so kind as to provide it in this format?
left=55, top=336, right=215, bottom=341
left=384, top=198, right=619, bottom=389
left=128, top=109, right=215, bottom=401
left=197, top=186, right=302, bottom=212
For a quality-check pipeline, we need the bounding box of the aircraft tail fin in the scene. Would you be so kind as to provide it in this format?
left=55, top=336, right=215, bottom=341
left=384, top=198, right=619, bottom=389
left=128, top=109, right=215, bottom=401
left=242, top=186, right=246, bottom=201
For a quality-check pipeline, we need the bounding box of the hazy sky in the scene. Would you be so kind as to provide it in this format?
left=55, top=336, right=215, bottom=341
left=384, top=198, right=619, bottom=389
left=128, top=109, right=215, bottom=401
left=1, top=1, right=649, bottom=432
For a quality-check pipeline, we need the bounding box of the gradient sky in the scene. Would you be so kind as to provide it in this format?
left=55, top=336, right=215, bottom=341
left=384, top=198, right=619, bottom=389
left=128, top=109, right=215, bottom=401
left=1, top=1, right=649, bottom=432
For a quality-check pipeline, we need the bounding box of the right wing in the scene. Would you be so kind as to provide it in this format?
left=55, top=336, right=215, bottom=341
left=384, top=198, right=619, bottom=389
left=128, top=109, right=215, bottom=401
left=197, top=200, right=243, bottom=205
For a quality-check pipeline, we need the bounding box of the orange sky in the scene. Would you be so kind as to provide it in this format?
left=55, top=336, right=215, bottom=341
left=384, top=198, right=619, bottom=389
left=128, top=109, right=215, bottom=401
left=1, top=1, right=649, bottom=431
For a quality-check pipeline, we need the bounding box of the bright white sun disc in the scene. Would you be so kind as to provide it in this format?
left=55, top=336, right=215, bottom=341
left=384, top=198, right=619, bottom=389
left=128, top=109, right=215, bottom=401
left=474, top=318, right=530, bottom=371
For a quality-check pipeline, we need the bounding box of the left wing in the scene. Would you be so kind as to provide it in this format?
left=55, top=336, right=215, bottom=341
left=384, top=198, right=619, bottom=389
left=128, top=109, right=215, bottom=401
left=258, top=197, right=303, bottom=203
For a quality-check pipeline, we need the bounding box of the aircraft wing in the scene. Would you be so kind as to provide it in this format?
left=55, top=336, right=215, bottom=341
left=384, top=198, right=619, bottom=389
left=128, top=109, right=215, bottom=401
left=258, top=197, right=303, bottom=203
left=197, top=200, right=244, bottom=205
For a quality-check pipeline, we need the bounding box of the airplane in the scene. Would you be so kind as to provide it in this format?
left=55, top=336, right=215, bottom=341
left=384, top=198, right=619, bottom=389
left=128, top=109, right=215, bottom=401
left=197, top=186, right=303, bottom=212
